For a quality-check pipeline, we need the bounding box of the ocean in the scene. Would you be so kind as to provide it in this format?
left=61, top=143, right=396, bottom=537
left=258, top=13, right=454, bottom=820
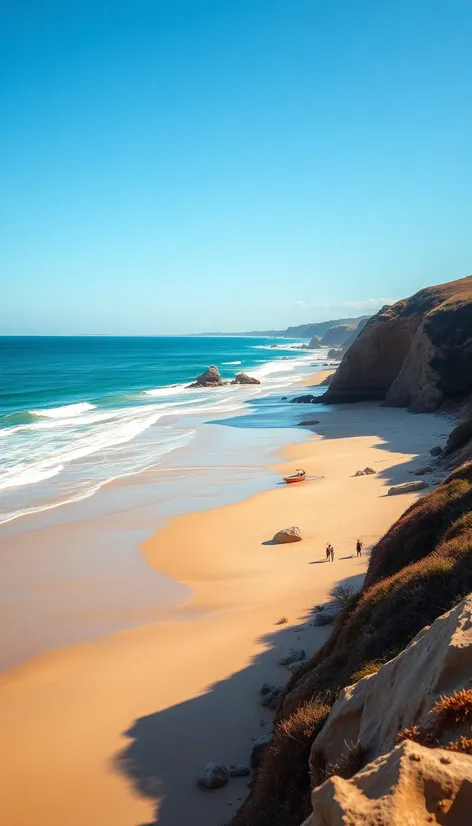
left=0, top=335, right=325, bottom=525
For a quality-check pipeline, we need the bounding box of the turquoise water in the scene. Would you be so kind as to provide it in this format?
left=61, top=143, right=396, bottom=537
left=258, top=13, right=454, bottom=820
left=0, top=335, right=319, bottom=524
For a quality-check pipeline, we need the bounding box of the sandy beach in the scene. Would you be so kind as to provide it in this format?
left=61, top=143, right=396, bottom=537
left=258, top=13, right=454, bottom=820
left=0, top=398, right=448, bottom=826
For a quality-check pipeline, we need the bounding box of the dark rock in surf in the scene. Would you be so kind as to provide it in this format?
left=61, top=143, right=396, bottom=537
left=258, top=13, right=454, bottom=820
left=188, top=365, right=226, bottom=388
left=231, top=372, right=261, bottom=385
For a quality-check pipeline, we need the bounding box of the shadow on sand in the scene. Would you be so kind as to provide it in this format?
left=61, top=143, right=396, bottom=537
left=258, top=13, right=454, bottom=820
left=114, top=394, right=442, bottom=825
left=114, top=571, right=364, bottom=826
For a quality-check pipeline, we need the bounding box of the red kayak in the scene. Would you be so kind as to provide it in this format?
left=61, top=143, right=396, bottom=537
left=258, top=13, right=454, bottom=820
left=283, top=469, right=306, bottom=484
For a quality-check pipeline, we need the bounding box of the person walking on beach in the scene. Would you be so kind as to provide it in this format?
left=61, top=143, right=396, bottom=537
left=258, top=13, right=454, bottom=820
left=326, top=543, right=331, bottom=561
left=330, top=545, right=335, bottom=562
left=356, top=539, right=363, bottom=557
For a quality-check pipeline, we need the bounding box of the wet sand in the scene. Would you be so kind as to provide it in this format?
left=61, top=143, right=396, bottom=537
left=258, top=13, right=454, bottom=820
left=0, top=401, right=448, bottom=826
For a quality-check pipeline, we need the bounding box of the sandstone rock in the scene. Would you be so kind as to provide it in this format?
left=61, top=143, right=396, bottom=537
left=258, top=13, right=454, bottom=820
left=279, top=647, right=305, bottom=666
left=310, top=596, right=472, bottom=775
left=388, top=480, right=429, bottom=495
left=231, top=372, right=261, bottom=385
left=197, top=762, right=229, bottom=789
left=250, top=734, right=272, bottom=769
left=229, top=764, right=250, bottom=777
left=273, top=526, right=302, bottom=544
left=188, top=365, right=226, bottom=388
left=354, top=467, right=376, bottom=476
left=431, top=445, right=443, bottom=456
left=311, top=741, right=472, bottom=825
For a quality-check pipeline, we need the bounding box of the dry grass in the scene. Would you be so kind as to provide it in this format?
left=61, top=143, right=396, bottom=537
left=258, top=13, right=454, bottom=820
left=230, top=463, right=472, bottom=826
left=276, top=617, right=288, bottom=625
left=397, top=689, right=472, bottom=749
left=231, top=697, right=330, bottom=826
left=311, top=740, right=367, bottom=787
left=350, top=660, right=384, bottom=682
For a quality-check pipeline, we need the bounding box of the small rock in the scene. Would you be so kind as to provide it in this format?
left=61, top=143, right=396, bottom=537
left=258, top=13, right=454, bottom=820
left=251, top=734, right=272, bottom=769
left=430, top=446, right=443, bottom=457
left=281, top=396, right=287, bottom=400
left=260, top=682, right=278, bottom=696
left=197, top=762, right=229, bottom=790
left=279, top=647, right=305, bottom=665
left=290, top=394, right=316, bottom=404
left=229, top=765, right=250, bottom=777
left=298, top=419, right=320, bottom=426
left=287, top=660, right=306, bottom=671
left=354, top=467, right=376, bottom=476
left=413, top=465, right=433, bottom=475
left=273, top=526, right=302, bottom=544
left=388, top=481, right=429, bottom=496
left=260, top=686, right=282, bottom=708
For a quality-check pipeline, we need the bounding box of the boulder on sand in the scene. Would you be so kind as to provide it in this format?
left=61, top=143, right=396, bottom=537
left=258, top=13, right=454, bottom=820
left=231, top=372, right=261, bottom=385
left=279, top=647, right=305, bottom=666
left=273, top=526, right=302, bottom=544
left=388, top=480, right=429, bottom=495
left=197, top=762, right=229, bottom=789
left=188, top=365, right=226, bottom=388
left=251, top=734, right=272, bottom=769
left=354, top=467, right=376, bottom=476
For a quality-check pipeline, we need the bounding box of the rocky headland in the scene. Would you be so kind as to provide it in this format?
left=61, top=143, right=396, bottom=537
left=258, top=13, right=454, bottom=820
left=322, top=274, right=472, bottom=411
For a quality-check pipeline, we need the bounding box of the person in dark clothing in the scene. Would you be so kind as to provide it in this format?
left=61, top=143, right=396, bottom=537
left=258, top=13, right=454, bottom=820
left=330, top=545, right=335, bottom=562
left=326, top=544, right=331, bottom=561
left=356, top=539, right=363, bottom=557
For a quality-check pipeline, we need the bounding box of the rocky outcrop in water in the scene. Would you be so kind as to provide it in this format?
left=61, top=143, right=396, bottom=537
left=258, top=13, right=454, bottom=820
left=323, top=275, right=472, bottom=411
left=188, top=365, right=226, bottom=388
left=307, top=336, right=322, bottom=349
left=231, top=372, right=261, bottom=385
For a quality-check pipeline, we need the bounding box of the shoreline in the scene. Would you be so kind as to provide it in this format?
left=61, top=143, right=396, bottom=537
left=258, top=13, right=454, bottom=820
left=0, top=367, right=335, bottom=671
left=0, top=398, right=449, bottom=826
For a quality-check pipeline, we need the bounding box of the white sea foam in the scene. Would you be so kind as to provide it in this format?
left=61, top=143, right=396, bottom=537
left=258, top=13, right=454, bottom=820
left=0, top=429, right=196, bottom=524
left=0, top=348, right=321, bottom=523
left=222, top=360, right=242, bottom=365
left=30, top=402, right=96, bottom=419
left=143, top=384, right=187, bottom=398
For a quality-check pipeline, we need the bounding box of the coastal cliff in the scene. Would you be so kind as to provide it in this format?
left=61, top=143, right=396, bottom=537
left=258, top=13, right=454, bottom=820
left=323, top=275, right=472, bottom=412
left=230, top=461, right=472, bottom=826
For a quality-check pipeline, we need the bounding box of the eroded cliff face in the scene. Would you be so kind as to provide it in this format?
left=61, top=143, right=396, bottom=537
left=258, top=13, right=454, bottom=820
left=323, top=313, right=421, bottom=402
left=302, top=596, right=472, bottom=826
left=323, top=275, right=472, bottom=412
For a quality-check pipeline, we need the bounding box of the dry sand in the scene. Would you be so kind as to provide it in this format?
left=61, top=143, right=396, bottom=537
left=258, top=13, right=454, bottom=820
left=0, top=401, right=448, bottom=826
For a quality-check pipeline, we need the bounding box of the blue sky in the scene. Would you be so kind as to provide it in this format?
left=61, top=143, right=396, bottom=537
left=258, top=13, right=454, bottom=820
left=1, top=0, right=471, bottom=334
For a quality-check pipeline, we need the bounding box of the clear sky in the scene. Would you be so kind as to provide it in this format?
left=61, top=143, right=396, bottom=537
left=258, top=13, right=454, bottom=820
left=1, top=0, right=471, bottom=334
